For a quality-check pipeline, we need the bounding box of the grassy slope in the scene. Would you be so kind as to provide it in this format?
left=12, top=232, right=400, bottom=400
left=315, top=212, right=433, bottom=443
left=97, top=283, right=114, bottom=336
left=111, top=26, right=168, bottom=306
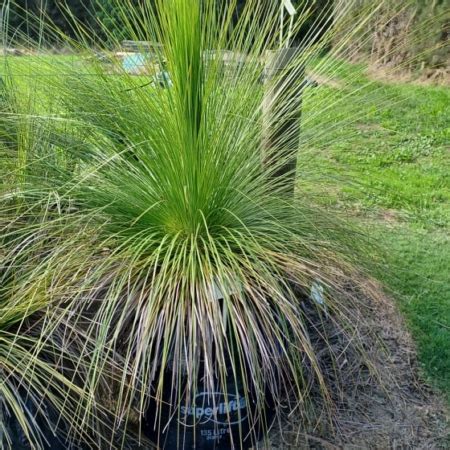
left=300, top=59, right=450, bottom=402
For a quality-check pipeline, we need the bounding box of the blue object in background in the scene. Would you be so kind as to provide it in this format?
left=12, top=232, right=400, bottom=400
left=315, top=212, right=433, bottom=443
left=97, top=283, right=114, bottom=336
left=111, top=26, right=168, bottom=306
left=122, top=53, right=147, bottom=74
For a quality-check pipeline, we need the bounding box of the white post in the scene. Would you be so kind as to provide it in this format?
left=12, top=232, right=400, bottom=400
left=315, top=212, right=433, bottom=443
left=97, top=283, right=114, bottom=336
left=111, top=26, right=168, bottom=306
left=262, top=48, right=304, bottom=196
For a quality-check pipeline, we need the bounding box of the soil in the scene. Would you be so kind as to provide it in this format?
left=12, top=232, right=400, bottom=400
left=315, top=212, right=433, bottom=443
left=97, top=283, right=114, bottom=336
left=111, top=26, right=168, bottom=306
left=264, top=283, right=449, bottom=449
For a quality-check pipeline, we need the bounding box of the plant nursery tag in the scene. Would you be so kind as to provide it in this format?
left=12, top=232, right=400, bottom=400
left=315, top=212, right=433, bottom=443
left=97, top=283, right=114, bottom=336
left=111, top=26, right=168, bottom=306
left=310, top=280, right=326, bottom=306
left=282, top=0, right=297, bottom=16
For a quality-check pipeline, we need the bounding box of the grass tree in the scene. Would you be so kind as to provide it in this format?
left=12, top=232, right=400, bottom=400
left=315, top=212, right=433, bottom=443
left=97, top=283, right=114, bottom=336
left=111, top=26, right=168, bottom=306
left=0, top=0, right=391, bottom=448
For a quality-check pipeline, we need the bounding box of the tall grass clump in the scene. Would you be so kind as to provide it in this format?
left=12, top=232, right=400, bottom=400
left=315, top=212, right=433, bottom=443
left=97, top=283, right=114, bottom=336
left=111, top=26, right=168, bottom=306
left=0, top=0, right=426, bottom=448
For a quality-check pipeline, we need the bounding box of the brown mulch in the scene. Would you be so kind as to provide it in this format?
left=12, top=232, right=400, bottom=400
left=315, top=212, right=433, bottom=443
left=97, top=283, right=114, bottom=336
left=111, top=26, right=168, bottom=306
left=264, top=283, right=449, bottom=449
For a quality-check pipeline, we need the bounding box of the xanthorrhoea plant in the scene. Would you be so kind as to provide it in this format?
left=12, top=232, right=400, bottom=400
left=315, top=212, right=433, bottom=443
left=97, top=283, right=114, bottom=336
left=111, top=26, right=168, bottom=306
left=1, top=0, right=390, bottom=447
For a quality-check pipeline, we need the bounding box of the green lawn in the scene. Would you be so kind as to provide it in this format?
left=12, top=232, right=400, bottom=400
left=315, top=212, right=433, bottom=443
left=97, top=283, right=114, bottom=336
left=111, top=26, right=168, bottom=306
left=300, top=59, right=450, bottom=402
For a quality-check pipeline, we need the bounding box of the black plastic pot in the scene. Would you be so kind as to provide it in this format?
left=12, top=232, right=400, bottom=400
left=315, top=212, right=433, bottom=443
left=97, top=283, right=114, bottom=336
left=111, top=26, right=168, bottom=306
left=143, top=362, right=275, bottom=450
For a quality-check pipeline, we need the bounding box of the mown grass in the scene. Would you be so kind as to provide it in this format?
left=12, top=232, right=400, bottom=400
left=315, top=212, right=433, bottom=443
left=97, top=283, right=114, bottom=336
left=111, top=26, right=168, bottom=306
left=300, top=59, right=450, bottom=402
